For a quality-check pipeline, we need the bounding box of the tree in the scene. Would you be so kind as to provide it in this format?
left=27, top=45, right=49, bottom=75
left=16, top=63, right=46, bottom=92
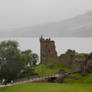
left=0, top=40, right=39, bottom=83
left=31, top=53, right=39, bottom=65
left=22, top=50, right=39, bottom=66
left=19, top=50, right=39, bottom=78
left=65, top=49, right=75, bottom=54
left=0, top=41, right=25, bottom=82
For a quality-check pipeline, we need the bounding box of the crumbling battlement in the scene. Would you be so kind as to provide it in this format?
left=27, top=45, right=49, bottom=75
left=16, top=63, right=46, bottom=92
left=40, top=36, right=58, bottom=64
left=40, top=36, right=92, bottom=73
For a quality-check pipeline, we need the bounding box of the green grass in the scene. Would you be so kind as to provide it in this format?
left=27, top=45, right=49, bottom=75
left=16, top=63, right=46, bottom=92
left=0, top=62, right=92, bottom=92
left=34, top=62, right=72, bottom=76
left=75, top=53, right=86, bottom=59
left=64, top=73, right=92, bottom=83
left=34, top=62, right=92, bottom=84
left=0, top=83, right=92, bottom=92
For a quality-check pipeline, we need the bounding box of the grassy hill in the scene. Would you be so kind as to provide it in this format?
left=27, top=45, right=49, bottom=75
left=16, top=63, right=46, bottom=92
left=0, top=62, right=92, bottom=92
left=64, top=73, right=92, bottom=83
left=34, top=62, right=72, bottom=76
left=34, top=62, right=92, bottom=84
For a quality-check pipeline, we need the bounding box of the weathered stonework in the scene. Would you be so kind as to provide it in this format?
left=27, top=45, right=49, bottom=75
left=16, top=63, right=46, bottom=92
left=58, top=52, right=75, bottom=67
left=86, top=53, right=92, bottom=72
left=40, top=36, right=58, bottom=64
left=40, top=37, right=92, bottom=73
left=72, top=58, right=86, bottom=72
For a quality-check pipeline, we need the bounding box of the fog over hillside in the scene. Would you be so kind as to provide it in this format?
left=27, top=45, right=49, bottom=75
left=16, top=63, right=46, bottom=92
left=0, top=11, right=92, bottom=37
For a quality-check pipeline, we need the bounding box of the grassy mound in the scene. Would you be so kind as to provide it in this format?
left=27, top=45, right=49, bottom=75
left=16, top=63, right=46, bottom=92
left=34, top=62, right=92, bottom=84
left=34, top=62, right=92, bottom=83
left=64, top=73, right=92, bottom=83
left=34, top=62, right=72, bottom=76
left=0, top=62, right=92, bottom=92
left=0, top=83, right=92, bottom=92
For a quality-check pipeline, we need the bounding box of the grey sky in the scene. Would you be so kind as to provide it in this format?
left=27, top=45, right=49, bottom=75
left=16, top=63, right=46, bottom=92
left=0, top=0, right=92, bottom=29
left=0, top=37, right=92, bottom=57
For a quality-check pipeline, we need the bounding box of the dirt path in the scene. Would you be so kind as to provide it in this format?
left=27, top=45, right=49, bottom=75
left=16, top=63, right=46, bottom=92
left=0, top=72, right=77, bottom=88
left=0, top=74, right=59, bottom=88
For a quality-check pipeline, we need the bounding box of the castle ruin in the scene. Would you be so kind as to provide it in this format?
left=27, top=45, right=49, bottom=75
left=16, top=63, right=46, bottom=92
left=40, top=36, right=58, bottom=64
left=40, top=36, right=92, bottom=73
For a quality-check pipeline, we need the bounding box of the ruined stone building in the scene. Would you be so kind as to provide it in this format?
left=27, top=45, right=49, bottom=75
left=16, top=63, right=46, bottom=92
left=40, top=36, right=92, bottom=73
left=40, top=36, right=58, bottom=64
left=58, top=50, right=75, bottom=67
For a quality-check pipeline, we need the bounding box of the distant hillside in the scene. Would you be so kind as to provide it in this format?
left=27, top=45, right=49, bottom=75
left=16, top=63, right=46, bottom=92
left=0, top=11, right=92, bottom=37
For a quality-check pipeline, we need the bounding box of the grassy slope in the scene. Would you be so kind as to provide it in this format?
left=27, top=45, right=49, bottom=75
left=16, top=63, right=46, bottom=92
left=34, top=62, right=72, bottom=76
left=34, top=62, right=92, bottom=83
left=64, top=73, right=92, bottom=83
left=35, top=63, right=92, bottom=83
left=0, top=62, right=92, bottom=92
left=0, top=83, right=92, bottom=92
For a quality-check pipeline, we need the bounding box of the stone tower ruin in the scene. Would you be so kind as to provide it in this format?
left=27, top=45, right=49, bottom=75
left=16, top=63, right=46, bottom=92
left=40, top=36, right=58, bottom=64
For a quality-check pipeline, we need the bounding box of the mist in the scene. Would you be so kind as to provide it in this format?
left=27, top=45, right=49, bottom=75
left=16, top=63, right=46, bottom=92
left=0, top=0, right=92, bottom=30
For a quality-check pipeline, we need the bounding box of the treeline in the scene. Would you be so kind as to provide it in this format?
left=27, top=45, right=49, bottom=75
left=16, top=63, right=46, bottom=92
left=0, top=40, right=39, bottom=83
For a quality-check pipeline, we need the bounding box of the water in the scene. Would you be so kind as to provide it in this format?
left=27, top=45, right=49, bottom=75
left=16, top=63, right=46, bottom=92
left=0, top=37, right=92, bottom=61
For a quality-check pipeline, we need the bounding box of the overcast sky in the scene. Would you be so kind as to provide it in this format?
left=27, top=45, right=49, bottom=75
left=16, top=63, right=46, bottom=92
left=0, top=38, right=92, bottom=57
left=0, top=0, right=92, bottom=29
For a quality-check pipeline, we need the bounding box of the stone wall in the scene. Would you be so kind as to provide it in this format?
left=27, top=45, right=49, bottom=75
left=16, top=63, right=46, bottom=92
left=40, top=37, right=92, bottom=73
left=86, top=53, right=92, bottom=72
left=40, top=36, right=58, bottom=64
left=58, top=50, right=75, bottom=67
left=58, top=54, right=73, bottom=67
left=71, top=58, right=86, bottom=72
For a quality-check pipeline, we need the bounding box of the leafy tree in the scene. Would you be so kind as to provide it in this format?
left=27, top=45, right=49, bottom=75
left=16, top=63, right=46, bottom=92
left=0, top=41, right=25, bottom=82
left=65, top=49, right=75, bottom=54
left=19, top=50, right=39, bottom=78
left=22, top=50, right=39, bottom=66
left=0, top=40, right=39, bottom=83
